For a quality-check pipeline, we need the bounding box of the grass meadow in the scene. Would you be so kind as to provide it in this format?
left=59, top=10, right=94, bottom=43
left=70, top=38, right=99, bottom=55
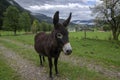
left=0, top=31, right=120, bottom=80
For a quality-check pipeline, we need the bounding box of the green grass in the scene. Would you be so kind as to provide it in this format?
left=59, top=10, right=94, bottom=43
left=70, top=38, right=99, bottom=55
left=0, top=53, right=21, bottom=80
left=0, top=30, right=24, bottom=36
left=0, top=38, right=114, bottom=80
left=71, top=38, right=120, bottom=70
left=1, top=34, right=34, bottom=45
left=1, top=32, right=120, bottom=70
left=0, top=31, right=120, bottom=80
left=69, top=31, right=113, bottom=40
left=58, top=61, right=112, bottom=80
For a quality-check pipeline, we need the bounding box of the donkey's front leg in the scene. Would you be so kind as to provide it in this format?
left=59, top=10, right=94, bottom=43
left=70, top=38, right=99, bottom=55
left=48, top=57, right=53, bottom=78
left=54, top=57, right=59, bottom=75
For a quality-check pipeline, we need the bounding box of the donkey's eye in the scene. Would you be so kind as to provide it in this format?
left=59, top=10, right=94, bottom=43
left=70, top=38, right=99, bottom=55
left=57, top=33, right=63, bottom=39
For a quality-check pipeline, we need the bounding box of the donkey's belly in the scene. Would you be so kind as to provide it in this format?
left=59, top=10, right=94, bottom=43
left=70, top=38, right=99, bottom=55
left=38, top=49, right=61, bottom=57
left=39, top=52, right=47, bottom=56
left=35, top=48, right=48, bottom=56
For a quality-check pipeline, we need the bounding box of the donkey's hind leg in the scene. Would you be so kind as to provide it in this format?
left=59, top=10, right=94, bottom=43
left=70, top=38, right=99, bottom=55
left=43, top=56, right=45, bottom=62
left=39, top=55, right=43, bottom=66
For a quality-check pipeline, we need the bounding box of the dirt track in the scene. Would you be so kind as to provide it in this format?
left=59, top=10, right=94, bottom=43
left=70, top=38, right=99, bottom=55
left=0, top=45, right=49, bottom=80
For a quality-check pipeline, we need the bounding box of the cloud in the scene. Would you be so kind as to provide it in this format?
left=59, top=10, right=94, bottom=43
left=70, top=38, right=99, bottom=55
left=28, top=3, right=89, bottom=11
left=96, top=0, right=103, bottom=5
left=26, top=3, right=91, bottom=20
left=15, top=0, right=102, bottom=20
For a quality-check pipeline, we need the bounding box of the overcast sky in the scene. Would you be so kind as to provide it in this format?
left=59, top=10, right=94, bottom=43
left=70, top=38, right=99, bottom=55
left=15, top=0, right=102, bottom=21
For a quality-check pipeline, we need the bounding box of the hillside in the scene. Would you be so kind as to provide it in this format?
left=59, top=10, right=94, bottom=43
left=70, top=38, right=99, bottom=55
left=32, top=13, right=73, bottom=24
left=31, top=13, right=53, bottom=23
left=0, top=0, right=11, bottom=29
left=0, top=0, right=29, bottom=29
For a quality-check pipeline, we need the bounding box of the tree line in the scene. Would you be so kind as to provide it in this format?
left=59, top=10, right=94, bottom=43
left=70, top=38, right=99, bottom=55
left=2, top=5, right=53, bottom=35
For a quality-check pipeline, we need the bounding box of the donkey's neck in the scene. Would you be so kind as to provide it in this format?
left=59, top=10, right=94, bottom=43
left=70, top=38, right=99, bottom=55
left=49, top=30, right=61, bottom=48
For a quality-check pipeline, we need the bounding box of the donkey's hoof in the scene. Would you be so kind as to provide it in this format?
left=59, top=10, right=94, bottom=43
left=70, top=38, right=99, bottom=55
left=40, top=64, right=44, bottom=67
left=56, top=73, right=60, bottom=77
left=49, top=76, right=53, bottom=80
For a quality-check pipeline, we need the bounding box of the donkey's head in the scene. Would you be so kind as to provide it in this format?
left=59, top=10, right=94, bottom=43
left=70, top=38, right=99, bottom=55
left=53, top=11, right=72, bottom=55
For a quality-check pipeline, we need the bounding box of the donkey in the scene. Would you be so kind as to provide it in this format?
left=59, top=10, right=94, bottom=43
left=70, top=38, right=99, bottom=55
left=34, top=11, right=72, bottom=78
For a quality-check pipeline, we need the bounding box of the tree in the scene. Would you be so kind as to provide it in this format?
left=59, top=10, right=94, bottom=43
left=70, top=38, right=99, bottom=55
left=19, top=12, right=31, bottom=32
left=38, top=21, right=53, bottom=32
left=48, top=24, right=53, bottom=31
left=103, top=24, right=111, bottom=31
left=91, top=0, right=120, bottom=40
left=38, top=23, right=43, bottom=31
left=3, top=6, right=20, bottom=35
left=41, top=21, right=48, bottom=31
left=31, top=19, right=39, bottom=34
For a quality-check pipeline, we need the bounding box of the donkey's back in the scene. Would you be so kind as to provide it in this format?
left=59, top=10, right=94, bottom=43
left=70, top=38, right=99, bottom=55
left=35, top=32, right=46, bottom=42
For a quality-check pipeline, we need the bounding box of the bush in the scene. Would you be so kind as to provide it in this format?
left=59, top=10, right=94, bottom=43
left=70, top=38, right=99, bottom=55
left=103, top=25, right=111, bottom=31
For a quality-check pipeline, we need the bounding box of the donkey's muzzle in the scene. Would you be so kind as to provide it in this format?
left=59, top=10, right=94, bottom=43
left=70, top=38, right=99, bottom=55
left=63, top=42, right=72, bottom=55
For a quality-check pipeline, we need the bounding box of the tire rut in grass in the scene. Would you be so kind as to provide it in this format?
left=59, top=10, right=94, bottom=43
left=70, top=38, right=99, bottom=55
left=60, top=55, right=120, bottom=80
left=1, top=38, right=120, bottom=80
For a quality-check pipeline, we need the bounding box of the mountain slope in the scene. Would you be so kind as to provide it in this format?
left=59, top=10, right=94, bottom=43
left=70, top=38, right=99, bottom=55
left=0, top=0, right=11, bottom=29
left=32, top=13, right=53, bottom=23
left=0, top=0, right=75, bottom=30
left=32, top=13, right=69, bottom=24
left=0, top=0, right=29, bottom=29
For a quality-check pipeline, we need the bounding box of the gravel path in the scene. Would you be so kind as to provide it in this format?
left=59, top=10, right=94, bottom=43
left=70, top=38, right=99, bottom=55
left=0, top=38, right=120, bottom=80
left=0, top=44, right=49, bottom=80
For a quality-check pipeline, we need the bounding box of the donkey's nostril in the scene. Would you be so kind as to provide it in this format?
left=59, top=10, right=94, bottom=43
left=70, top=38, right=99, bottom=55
left=66, top=50, right=72, bottom=54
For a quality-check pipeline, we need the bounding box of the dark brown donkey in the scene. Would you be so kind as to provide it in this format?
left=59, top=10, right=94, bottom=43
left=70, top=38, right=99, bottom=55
left=34, top=11, right=72, bottom=78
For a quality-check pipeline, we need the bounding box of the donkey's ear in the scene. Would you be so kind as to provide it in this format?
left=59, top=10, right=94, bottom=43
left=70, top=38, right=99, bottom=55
left=63, top=12, right=72, bottom=27
left=53, top=11, right=59, bottom=25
